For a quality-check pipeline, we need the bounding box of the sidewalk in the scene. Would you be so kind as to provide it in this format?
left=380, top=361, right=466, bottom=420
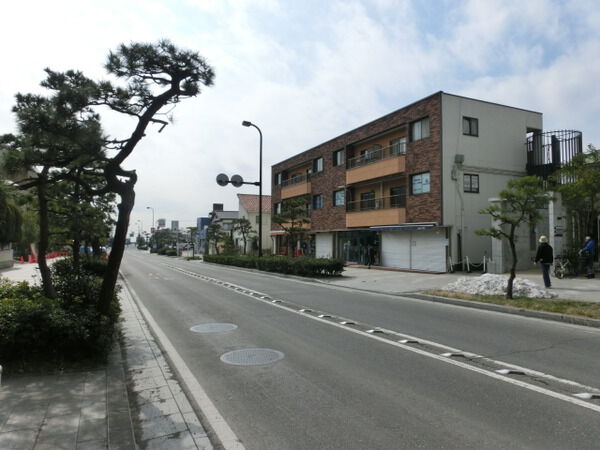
left=0, top=262, right=212, bottom=450
left=319, top=265, right=600, bottom=303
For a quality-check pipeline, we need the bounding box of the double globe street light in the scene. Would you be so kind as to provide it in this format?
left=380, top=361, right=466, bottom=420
left=216, top=120, right=263, bottom=257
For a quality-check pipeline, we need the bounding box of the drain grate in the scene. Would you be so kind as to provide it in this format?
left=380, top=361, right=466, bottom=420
left=220, top=348, right=284, bottom=366
left=190, top=323, right=238, bottom=333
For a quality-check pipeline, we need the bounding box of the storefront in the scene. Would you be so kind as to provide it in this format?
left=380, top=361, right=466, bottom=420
left=335, top=230, right=380, bottom=265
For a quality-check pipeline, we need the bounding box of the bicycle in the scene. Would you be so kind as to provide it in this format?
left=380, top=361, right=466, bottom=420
left=554, top=255, right=577, bottom=279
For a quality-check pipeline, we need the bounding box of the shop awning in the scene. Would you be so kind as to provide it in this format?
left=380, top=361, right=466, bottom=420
left=370, top=223, right=437, bottom=231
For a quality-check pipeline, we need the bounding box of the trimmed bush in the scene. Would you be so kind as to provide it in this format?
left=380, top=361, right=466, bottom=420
left=165, top=248, right=177, bottom=257
left=203, top=254, right=344, bottom=277
left=0, top=258, right=121, bottom=371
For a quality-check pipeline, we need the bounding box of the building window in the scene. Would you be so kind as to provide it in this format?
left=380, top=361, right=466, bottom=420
left=411, top=172, right=430, bottom=195
left=274, top=172, right=282, bottom=185
left=463, top=117, right=478, bottom=136
left=390, top=186, right=406, bottom=207
left=333, top=149, right=345, bottom=167
left=390, top=137, right=407, bottom=155
left=360, top=191, right=375, bottom=210
left=333, top=189, right=345, bottom=206
left=410, top=117, right=430, bottom=141
left=274, top=202, right=281, bottom=215
left=313, top=194, right=323, bottom=210
left=313, top=157, right=324, bottom=173
left=464, top=174, right=479, bottom=193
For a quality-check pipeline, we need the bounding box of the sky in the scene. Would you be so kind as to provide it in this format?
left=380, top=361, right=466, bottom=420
left=2, top=0, right=599, bottom=237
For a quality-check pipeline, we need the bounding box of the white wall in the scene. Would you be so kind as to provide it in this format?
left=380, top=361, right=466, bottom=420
left=237, top=205, right=272, bottom=253
left=441, top=94, right=543, bottom=268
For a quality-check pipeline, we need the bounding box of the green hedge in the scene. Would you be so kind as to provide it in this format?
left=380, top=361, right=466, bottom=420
left=203, top=255, right=344, bottom=277
left=0, top=258, right=121, bottom=371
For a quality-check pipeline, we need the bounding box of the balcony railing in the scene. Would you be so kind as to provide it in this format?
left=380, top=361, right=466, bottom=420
left=347, top=142, right=406, bottom=170
left=526, top=130, right=582, bottom=180
left=281, top=172, right=310, bottom=188
left=346, top=194, right=406, bottom=212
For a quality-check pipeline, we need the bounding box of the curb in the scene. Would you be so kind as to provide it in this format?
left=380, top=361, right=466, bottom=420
left=406, top=292, right=600, bottom=328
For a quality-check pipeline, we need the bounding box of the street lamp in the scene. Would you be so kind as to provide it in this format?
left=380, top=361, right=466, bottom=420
left=146, top=206, right=155, bottom=231
left=242, top=121, right=263, bottom=257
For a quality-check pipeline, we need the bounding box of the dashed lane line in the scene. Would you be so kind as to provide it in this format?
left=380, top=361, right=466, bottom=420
left=166, top=264, right=600, bottom=415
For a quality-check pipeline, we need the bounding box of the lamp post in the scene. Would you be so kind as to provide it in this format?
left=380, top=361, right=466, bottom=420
left=146, top=206, right=155, bottom=231
left=242, top=121, right=263, bottom=257
left=146, top=206, right=155, bottom=249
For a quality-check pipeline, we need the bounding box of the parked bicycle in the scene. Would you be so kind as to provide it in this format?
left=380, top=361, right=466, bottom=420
left=553, top=255, right=578, bottom=279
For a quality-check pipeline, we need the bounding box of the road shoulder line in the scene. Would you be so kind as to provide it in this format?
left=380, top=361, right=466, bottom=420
left=120, top=272, right=246, bottom=450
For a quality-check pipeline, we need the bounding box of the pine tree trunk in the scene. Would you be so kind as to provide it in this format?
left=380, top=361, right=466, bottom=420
left=506, top=233, right=518, bottom=299
left=98, top=185, right=135, bottom=315
left=72, top=239, right=80, bottom=269
left=37, top=179, right=57, bottom=299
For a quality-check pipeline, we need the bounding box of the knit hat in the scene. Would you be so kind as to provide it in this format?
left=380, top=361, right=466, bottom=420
left=539, top=235, right=548, bottom=243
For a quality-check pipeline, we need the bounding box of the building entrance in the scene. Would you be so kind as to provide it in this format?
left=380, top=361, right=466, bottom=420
left=337, top=231, right=379, bottom=265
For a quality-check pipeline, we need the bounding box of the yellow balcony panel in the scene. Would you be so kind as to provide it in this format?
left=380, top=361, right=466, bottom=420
left=281, top=181, right=311, bottom=199
left=346, top=155, right=406, bottom=185
left=346, top=208, right=406, bottom=228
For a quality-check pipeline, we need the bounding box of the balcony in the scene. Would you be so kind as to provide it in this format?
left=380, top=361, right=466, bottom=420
left=281, top=173, right=311, bottom=199
left=526, top=130, right=582, bottom=180
left=346, top=143, right=406, bottom=185
left=346, top=194, right=406, bottom=228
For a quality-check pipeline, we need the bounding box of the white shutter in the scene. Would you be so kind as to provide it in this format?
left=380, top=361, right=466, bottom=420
left=316, top=233, right=333, bottom=258
left=381, top=232, right=411, bottom=269
left=411, top=230, right=446, bottom=272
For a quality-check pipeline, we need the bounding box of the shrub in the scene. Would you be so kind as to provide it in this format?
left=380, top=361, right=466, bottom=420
left=150, top=247, right=159, bottom=254
left=0, top=258, right=121, bottom=371
left=203, top=254, right=344, bottom=277
left=165, top=248, right=178, bottom=257
left=81, top=257, right=109, bottom=276
left=157, top=247, right=168, bottom=255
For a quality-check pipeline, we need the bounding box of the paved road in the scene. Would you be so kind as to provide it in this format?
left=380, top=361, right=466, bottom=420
left=122, top=250, right=600, bottom=449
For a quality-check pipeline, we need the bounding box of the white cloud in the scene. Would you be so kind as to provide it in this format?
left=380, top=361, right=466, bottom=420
left=1, top=0, right=599, bottom=237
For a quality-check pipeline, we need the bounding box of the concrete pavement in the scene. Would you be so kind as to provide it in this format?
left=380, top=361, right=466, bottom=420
left=0, top=261, right=212, bottom=450
left=321, top=264, right=600, bottom=302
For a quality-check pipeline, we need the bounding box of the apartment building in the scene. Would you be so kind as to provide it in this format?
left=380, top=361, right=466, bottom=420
left=271, top=91, right=549, bottom=272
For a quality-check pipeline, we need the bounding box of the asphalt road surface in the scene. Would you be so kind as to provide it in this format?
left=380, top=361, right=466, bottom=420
left=121, top=250, right=600, bottom=449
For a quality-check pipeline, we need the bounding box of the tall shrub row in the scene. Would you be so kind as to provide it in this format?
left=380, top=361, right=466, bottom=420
left=203, top=255, right=344, bottom=277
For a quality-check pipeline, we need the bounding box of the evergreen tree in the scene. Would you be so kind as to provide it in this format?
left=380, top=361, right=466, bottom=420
left=477, top=176, right=551, bottom=298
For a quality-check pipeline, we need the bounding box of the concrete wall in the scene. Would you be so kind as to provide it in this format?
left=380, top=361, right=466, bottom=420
left=440, top=93, right=543, bottom=268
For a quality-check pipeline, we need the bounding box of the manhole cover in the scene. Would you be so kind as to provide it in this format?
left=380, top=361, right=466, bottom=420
left=190, top=323, right=238, bottom=333
left=220, top=348, right=285, bottom=366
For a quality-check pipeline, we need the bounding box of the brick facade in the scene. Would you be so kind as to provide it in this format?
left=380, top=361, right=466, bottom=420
left=272, top=92, right=443, bottom=232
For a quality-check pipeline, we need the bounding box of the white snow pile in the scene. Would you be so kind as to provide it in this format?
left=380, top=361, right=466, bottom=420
left=443, top=273, right=557, bottom=299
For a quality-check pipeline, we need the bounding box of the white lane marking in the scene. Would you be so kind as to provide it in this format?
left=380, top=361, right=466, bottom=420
left=121, top=274, right=246, bottom=450
left=170, top=255, right=600, bottom=337
left=167, top=265, right=600, bottom=414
